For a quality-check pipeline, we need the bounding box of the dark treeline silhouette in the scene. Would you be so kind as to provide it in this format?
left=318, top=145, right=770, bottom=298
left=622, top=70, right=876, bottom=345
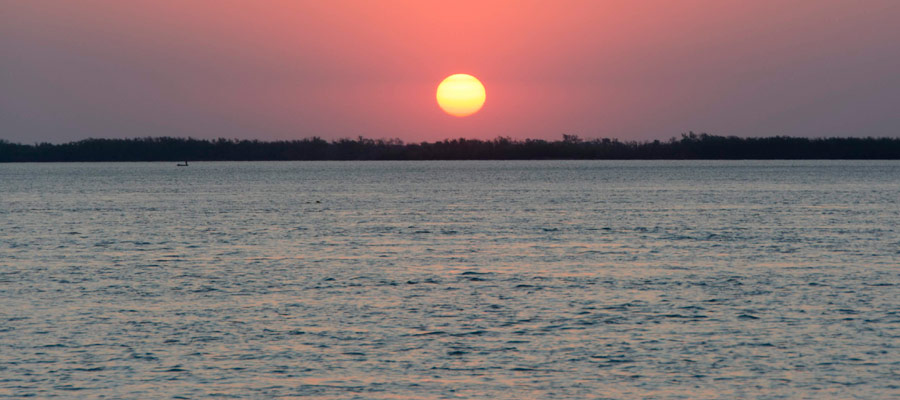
left=2, top=132, right=900, bottom=162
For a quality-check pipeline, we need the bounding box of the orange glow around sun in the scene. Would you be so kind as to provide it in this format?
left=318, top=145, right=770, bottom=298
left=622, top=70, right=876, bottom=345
left=436, top=74, right=486, bottom=117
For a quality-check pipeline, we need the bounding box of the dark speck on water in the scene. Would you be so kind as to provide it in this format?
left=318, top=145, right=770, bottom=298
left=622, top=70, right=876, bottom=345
left=1, top=160, right=898, bottom=399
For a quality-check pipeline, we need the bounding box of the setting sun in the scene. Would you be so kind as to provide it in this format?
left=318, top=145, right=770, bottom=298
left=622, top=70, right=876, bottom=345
left=436, top=74, right=486, bottom=117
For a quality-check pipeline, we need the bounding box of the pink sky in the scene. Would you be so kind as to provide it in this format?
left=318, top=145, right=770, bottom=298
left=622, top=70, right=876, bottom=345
left=2, top=0, right=899, bottom=143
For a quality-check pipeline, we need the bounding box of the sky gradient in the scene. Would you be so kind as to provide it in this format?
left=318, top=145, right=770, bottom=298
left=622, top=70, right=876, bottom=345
left=2, top=0, right=899, bottom=143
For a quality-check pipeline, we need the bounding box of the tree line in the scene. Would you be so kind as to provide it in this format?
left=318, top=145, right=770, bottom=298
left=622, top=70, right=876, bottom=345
left=2, top=133, right=899, bottom=162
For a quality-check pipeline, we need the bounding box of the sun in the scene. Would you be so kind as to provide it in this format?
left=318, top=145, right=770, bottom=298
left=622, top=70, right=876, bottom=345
left=436, top=74, right=486, bottom=117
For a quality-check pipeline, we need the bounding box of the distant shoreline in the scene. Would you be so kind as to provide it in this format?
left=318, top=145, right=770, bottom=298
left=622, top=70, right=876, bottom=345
left=3, top=133, right=900, bottom=162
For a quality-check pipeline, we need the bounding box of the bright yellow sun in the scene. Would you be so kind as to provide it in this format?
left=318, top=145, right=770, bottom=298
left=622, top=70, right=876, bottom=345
left=436, top=74, right=486, bottom=117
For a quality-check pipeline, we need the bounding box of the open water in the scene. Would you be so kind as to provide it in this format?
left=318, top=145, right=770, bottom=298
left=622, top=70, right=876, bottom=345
left=1, top=161, right=898, bottom=399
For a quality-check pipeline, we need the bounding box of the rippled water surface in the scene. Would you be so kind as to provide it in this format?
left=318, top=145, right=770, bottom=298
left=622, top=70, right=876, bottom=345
left=1, top=161, right=899, bottom=399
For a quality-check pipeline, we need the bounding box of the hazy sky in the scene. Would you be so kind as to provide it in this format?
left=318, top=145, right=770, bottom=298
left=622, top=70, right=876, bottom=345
left=2, top=0, right=899, bottom=143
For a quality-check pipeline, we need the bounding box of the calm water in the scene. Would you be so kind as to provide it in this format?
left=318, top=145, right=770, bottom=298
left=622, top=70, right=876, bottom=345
left=1, top=161, right=898, bottom=399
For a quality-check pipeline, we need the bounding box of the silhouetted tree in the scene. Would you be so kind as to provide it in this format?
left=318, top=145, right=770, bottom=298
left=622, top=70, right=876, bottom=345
left=1, top=134, right=899, bottom=162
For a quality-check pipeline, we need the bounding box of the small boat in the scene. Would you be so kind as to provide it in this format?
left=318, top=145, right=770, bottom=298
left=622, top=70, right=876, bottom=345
left=177, top=161, right=189, bottom=167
